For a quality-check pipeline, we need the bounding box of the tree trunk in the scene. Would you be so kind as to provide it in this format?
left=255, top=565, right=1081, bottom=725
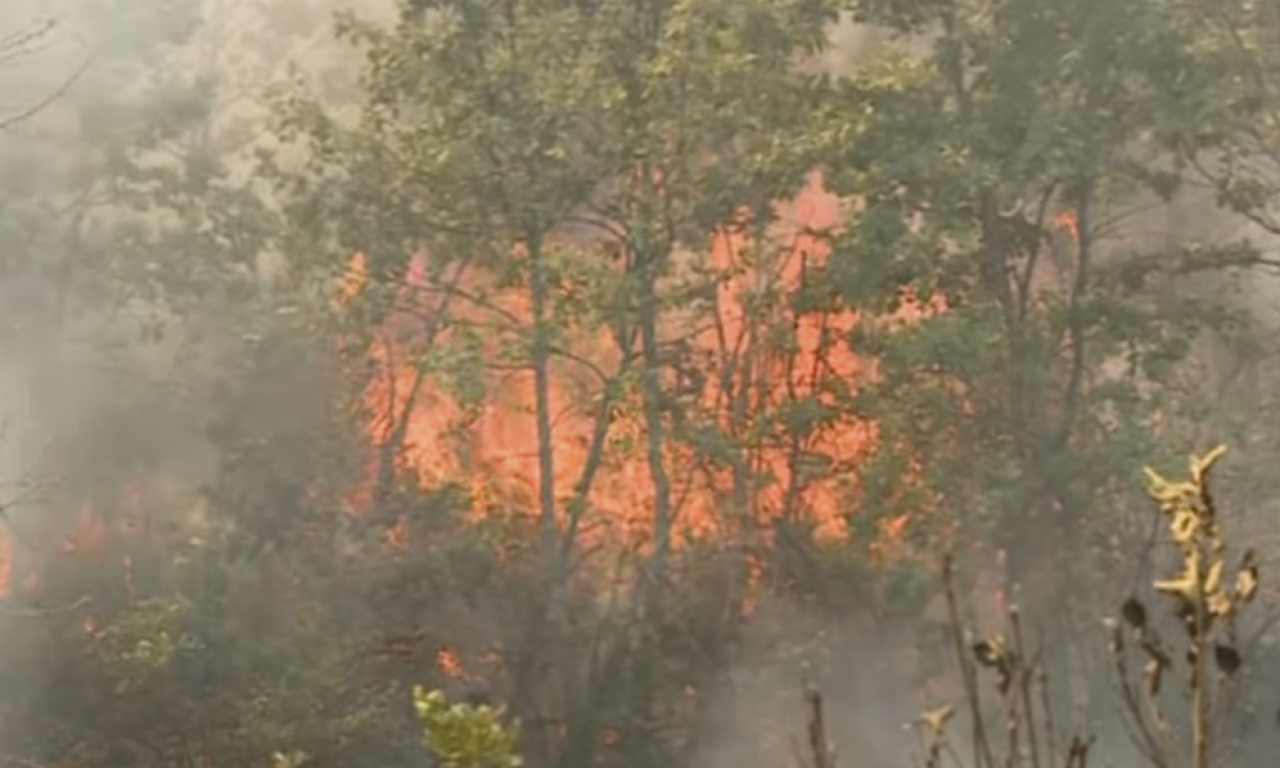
left=633, top=160, right=674, bottom=578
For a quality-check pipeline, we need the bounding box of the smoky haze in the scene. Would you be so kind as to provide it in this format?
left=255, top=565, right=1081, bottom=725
left=0, top=3, right=1279, bottom=768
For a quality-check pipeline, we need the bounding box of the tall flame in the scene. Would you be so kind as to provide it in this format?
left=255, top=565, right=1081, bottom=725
left=350, top=174, right=890, bottom=550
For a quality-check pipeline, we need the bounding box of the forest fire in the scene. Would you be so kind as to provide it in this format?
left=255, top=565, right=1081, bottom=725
left=0, top=476, right=149, bottom=603
left=0, top=166, right=968, bottom=610
left=0, top=178, right=1077, bottom=607
left=347, top=173, right=891, bottom=555
left=1, top=3, right=1275, bottom=767
left=0, top=174, right=881, bottom=604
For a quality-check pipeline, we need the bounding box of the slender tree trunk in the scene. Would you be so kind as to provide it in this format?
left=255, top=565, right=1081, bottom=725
left=633, top=161, right=674, bottom=577
left=509, top=230, right=566, bottom=768
left=528, top=231, right=564, bottom=593
left=638, top=285, right=673, bottom=572
left=369, top=261, right=469, bottom=520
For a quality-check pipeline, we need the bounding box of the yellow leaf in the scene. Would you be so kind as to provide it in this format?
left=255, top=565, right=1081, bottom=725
left=1169, top=510, right=1198, bottom=544
left=1235, top=554, right=1258, bottom=603
left=1191, top=445, right=1227, bottom=484
left=921, top=704, right=954, bottom=739
left=1205, top=559, right=1224, bottom=596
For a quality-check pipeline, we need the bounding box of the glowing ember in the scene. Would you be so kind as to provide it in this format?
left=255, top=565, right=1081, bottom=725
left=435, top=646, right=464, bottom=679
left=1053, top=209, right=1080, bottom=243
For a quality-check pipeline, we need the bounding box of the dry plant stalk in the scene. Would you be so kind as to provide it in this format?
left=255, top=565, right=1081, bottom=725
left=920, top=556, right=1091, bottom=768
left=797, top=447, right=1255, bottom=768
left=792, top=687, right=836, bottom=768
left=1108, top=445, right=1258, bottom=768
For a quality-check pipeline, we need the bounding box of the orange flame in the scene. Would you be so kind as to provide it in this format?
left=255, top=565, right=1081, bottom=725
left=1053, top=210, right=1079, bottom=244
left=349, top=173, right=897, bottom=552
left=436, top=646, right=464, bottom=679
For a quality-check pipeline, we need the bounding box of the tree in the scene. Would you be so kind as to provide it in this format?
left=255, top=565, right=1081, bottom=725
left=822, top=0, right=1274, bottom=701
left=7, top=2, right=1280, bottom=768
left=0, top=3, right=393, bottom=768
left=267, top=1, right=844, bottom=766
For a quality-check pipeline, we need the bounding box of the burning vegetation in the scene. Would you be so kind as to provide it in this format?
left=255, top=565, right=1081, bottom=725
left=0, top=1, right=1279, bottom=768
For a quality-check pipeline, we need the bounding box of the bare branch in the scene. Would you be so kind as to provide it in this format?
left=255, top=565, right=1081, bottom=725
left=0, top=19, right=93, bottom=131
left=0, top=18, right=57, bottom=64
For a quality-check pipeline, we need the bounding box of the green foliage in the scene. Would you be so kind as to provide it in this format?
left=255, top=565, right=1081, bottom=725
left=818, top=0, right=1273, bottom=607
left=5, top=2, right=1280, bottom=768
left=89, top=597, right=200, bottom=693
left=413, top=687, right=521, bottom=768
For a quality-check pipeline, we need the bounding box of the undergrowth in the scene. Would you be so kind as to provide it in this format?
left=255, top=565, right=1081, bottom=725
left=796, top=445, right=1264, bottom=768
